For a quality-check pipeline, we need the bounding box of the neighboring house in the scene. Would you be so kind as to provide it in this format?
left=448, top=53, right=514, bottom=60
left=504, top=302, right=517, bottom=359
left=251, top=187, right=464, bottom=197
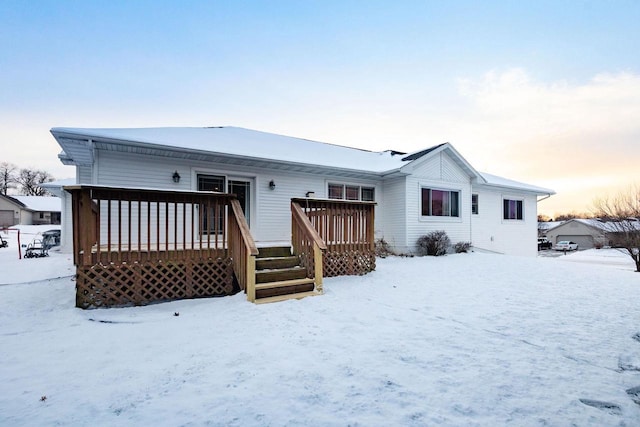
left=51, top=126, right=554, bottom=257
left=0, top=194, right=61, bottom=227
left=546, top=218, right=640, bottom=249
left=538, top=221, right=564, bottom=237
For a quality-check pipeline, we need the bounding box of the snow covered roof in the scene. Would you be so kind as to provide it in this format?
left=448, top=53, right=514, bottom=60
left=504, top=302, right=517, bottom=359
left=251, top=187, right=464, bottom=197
left=52, top=126, right=408, bottom=174
left=51, top=126, right=552, bottom=194
left=547, top=218, right=640, bottom=233
left=538, top=221, right=564, bottom=231
left=478, top=172, right=555, bottom=195
left=9, top=196, right=61, bottom=212
left=40, top=178, right=76, bottom=188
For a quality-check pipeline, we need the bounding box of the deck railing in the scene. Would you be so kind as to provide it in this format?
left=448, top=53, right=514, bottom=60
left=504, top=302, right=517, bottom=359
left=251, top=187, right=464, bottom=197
left=228, top=199, right=259, bottom=301
left=291, top=201, right=327, bottom=292
left=292, top=198, right=376, bottom=277
left=67, top=185, right=247, bottom=308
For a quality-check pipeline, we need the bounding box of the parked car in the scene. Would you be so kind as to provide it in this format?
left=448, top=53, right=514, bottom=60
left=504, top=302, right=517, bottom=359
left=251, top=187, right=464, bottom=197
left=555, top=241, right=578, bottom=251
left=42, top=229, right=61, bottom=248
left=538, top=238, right=552, bottom=250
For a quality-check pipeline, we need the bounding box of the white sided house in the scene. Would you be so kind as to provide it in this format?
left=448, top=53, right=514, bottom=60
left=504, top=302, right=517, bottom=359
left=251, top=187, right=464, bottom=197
left=50, top=126, right=554, bottom=307
left=51, top=127, right=553, bottom=308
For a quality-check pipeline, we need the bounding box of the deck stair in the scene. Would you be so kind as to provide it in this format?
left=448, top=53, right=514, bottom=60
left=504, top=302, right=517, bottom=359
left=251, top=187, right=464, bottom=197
left=253, top=246, right=318, bottom=303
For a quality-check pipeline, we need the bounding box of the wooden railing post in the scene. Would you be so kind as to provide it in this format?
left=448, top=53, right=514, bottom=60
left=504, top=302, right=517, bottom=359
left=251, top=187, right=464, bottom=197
left=313, top=242, right=323, bottom=293
left=79, top=188, right=95, bottom=266
left=246, top=252, right=256, bottom=302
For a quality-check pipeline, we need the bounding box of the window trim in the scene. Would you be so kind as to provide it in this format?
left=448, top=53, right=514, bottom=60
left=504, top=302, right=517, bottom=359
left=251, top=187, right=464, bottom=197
left=421, top=187, right=461, bottom=218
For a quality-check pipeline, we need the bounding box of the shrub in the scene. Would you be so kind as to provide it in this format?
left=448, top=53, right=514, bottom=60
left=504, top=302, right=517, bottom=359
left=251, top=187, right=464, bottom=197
left=375, top=238, right=395, bottom=258
left=416, top=231, right=450, bottom=256
left=453, top=242, right=471, bottom=253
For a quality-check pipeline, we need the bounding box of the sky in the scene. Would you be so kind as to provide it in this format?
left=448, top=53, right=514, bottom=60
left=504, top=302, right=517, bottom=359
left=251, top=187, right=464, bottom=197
left=1, top=0, right=639, bottom=218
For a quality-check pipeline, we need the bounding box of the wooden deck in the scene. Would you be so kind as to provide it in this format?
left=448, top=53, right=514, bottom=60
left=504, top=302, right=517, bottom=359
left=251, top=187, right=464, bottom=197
left=67, top=186, right=375, bottom=308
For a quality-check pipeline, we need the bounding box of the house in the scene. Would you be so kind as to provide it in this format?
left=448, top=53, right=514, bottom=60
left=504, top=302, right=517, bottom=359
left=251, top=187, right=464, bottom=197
left=50, top=126, right=554, bottom=307
left=0, top=194, right=61, bottom=227
left=538, top=220, right=564, bottom=237
left=545, top=218, right=640, bottom=249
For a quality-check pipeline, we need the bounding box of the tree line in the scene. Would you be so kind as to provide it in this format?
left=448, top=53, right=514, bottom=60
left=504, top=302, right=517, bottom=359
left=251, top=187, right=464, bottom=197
left=0, top=162, right=55, bottom=196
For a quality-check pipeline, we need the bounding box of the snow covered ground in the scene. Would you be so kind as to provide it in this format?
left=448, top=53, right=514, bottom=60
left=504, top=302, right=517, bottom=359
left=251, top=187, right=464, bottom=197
left=1, top=230, right=640, bottom=426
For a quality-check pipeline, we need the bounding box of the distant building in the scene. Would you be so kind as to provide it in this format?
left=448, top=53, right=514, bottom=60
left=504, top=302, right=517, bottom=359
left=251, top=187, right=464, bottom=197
left=0, top=194, right=61, bottom=227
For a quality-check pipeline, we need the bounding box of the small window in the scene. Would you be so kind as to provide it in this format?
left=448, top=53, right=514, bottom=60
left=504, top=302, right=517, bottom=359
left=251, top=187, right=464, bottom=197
left=345, top=185, right=359, bottom=201
left=421, top=188, right=460, bottom=217
left=328, top=184, right=344, bottom=199
left=471, top=194, right=478, bottom=215
left=503, top=199, right=523, bottom=220
left=361, top=187, right=375, bottom=202
left=39, top=212, right=45, bottom=219
left=328, top=183, right=375, bottom=201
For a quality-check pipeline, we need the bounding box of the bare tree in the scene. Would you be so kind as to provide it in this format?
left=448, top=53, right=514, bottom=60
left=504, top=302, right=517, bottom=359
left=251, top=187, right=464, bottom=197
left=0, top=162, right=17, bottom=195
left=537, top=214, right=552, bottom=222
left=593, top=185, right=640, bottom=272
left=16, top=168, right=54, bottom=196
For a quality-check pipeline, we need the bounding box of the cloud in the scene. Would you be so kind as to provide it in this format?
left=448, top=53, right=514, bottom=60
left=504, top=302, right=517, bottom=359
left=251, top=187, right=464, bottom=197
left=450, top=68, right=640, bottom=215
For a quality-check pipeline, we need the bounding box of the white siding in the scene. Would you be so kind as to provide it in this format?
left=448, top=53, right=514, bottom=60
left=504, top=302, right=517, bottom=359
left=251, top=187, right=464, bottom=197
left=471, top=187, right=538, bottom=257
left=404, top=152, right=472, bottom=253
left=94, top=151, right=382, bottom=245
left=381, top=176, right=407, bottom=251
left=59, top=192, right=73, bottom=253
left=77, top=165, right=92, bottom=184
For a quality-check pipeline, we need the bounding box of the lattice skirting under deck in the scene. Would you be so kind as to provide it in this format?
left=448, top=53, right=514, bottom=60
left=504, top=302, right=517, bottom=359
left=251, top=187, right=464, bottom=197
left=323, top=250, right=376, bottom=277
left=76, top=258, right=235, bottom=309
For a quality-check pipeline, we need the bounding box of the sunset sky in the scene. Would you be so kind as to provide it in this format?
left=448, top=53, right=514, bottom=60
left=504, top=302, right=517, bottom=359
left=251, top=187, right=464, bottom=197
left=1, top=1, right=639, bottom=218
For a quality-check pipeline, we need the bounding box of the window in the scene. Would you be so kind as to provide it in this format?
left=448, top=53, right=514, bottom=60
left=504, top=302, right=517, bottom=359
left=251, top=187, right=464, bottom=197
left=198, top=174, right=225, bottom=192
left=503, top=199, right=523, bottom=220
left=421, top=188, right=460, bottom=217
left=361, top=187, right=375, bottom=202
left=471, top=194, right=478, bottom=215
left=328, top=183, right=375, bottom=201
left=345, top=185, right=359, bottom=201
left=198, top=174, right=226, bottom=233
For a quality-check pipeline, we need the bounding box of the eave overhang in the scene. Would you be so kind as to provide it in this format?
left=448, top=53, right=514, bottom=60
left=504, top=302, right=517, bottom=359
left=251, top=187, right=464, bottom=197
left=50, top=130, right=400, bottom=181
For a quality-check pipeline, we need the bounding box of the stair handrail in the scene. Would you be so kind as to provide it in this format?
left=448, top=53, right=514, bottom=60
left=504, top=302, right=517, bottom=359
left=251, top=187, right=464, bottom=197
left=291, top=201, right=327, bottom=292
left=229, top=199, right=259, bottom=301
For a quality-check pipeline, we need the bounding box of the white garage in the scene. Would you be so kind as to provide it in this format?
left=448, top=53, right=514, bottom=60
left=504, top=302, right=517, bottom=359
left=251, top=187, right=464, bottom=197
left=545, top=219, right=608, bottom=250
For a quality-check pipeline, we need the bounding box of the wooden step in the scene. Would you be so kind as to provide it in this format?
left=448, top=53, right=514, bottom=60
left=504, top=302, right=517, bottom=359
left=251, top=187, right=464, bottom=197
left=256, top=256, right=300, bottom=270
left=255, top=277, right=315, bottom=291
left=255, top=266, right=307, bottom=283
left=255, top=278, right=316, bottom=299
left=257, top=246, right=292, bottom=258
left=254, top=290, right=322, bottom=304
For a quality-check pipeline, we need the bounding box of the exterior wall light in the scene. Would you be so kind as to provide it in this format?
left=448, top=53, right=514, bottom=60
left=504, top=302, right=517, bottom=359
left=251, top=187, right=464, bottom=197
left=269, top=180, right=276, bottom=190
left=172, top=171, right=181, bottom=183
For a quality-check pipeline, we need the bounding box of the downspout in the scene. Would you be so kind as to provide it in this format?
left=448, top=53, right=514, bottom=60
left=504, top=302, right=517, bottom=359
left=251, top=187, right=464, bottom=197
left=537, top=194, right=552, bottom=203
